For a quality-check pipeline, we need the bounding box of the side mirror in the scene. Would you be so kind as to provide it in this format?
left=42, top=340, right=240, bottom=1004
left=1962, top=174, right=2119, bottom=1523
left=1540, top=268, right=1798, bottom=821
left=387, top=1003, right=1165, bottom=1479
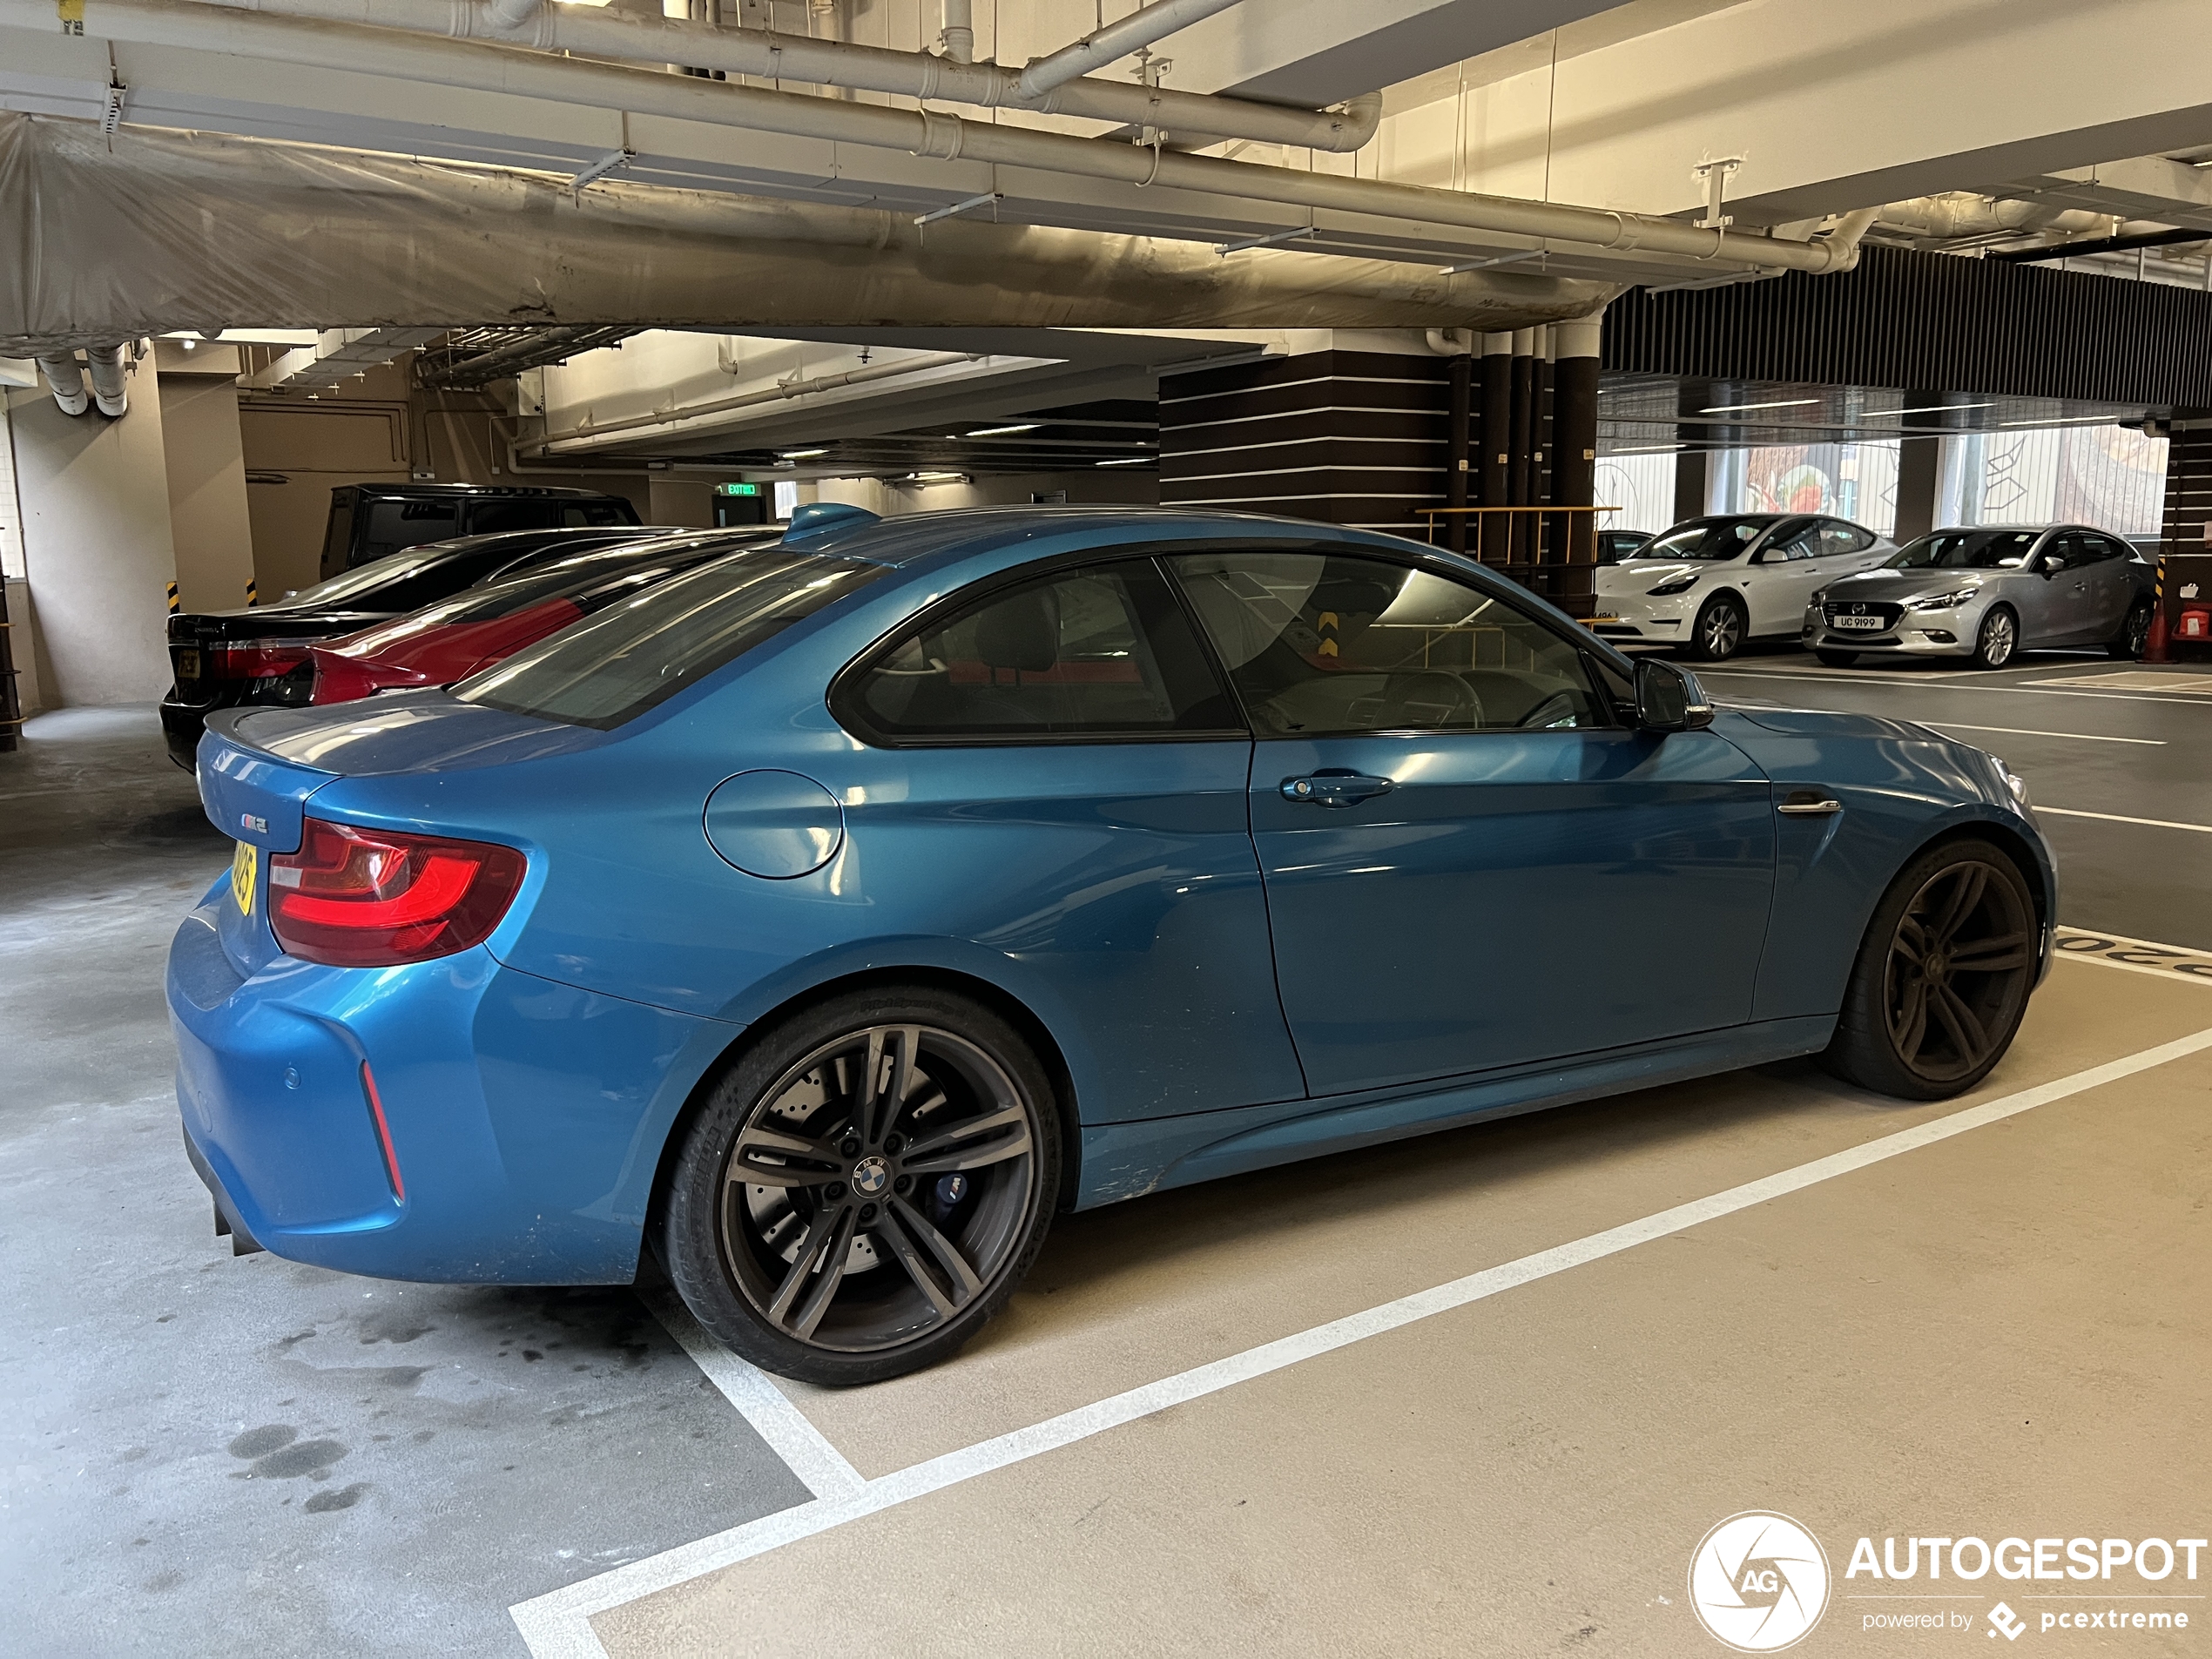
left=1635, top=658, right=1715, bottom=732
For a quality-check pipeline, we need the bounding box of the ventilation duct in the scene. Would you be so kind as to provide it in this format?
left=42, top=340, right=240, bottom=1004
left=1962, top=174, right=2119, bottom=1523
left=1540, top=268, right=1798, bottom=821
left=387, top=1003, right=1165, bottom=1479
left=0, top=116, right=1618, bottom=356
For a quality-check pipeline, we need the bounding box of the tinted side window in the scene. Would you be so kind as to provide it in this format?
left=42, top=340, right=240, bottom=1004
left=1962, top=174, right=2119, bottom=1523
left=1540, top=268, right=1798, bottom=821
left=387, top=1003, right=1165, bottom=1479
left=844, top=560, right=1239, bottom=742
left=565, top=502, right=637, bottom=527
left=358, top=499, right=461, bottom=565
left=1762, top=522, right=1820, bottom=562
left=468, top=500, right=561, bottom=536
left=1166, top=551, right=1608, bottom=736
left=1819, top=522, right=1872, bottom=556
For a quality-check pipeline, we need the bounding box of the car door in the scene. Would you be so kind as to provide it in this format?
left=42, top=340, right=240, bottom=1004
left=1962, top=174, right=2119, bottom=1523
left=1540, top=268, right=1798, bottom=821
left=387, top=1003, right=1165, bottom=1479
left=2081, top=533, right=2138, bottom=639
left=1743, top=519, right=1825, bottom=636
left=829, top=554, right=1308, bottom=1123
left=1165, top=547, right=1777, bottom=1096
left=2023, top=532, right=2094, bottom=645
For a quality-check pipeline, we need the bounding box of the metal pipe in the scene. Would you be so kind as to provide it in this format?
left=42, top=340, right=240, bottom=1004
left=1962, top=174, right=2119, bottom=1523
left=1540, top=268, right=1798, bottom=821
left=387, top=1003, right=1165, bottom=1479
left=12, top=0, right=1872, bottom=273
left=214, top=0, right=1370, bottom=151
left=536, top=350, right=983, bottom=452
left=36, top=352, right=90, bottom=415
left=1017, top=0, right=1243, bottom=98
left=937, top=0, right=972, bottom=64
left=82, top=342, right=130, bottom=415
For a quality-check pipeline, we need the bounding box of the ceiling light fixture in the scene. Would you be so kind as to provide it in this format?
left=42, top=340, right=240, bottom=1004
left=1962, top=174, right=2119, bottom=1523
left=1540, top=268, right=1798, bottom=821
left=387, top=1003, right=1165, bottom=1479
left=966, top=423, right=1040, bottom=437
left=1996, top=415, right=2113, bottom=428
left=779, top=448, right=830, bottom=460
left=905, top=470, right=965, bottom=482
left=1607, top=443, right=1687, bottom=455
left=1698, top=398, right=1822, bottom=415
left=1096, top=456, right=1155, bottom=467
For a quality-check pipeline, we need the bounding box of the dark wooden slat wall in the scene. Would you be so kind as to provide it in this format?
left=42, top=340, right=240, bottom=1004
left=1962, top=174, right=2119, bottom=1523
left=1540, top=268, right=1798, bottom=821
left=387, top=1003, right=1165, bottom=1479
left=1605, top=246, right=2212, bottom=408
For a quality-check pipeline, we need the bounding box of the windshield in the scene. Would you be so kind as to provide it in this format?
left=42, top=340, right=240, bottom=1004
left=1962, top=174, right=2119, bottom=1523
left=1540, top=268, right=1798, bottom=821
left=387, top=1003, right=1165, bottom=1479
left=1640, top=517, right=1777, bottom=562
left=1887, top=529, right=2040, bottom=570
left=455, top=548, right=880, bottom=728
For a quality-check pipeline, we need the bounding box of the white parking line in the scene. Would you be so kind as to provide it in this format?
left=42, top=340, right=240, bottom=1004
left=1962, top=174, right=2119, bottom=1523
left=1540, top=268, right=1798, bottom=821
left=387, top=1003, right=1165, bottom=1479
left=1701, top=669, right=2212, bottom=706
left=2039, top=806, right=2212, bottom=834
left=644, top=1290, right=867, bottom=1501
left=1918, top=721, right=2163, bottom=745
left=2053, top=927, right=2212, bottom=985
left=510, top=1026, right=2212, bottom=1658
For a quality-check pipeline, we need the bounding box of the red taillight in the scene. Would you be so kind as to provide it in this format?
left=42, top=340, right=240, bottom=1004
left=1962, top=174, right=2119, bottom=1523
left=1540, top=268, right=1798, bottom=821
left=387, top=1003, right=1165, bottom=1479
left=268, top=817, right=525, bottom=968
left=212, top=641, right=314, bottom=680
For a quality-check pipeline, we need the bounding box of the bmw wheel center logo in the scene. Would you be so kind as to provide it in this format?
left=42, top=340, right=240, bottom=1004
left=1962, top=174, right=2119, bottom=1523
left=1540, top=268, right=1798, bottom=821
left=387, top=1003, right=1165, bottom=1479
left=1689, top=1512, right=1831, bottom=1652
left=850, top=1154, right=891, bottom=1197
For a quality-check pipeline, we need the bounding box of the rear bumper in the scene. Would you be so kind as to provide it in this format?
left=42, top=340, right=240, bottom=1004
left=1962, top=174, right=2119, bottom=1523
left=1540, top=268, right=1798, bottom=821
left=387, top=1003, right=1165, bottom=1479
left=165, top=901, right=739, bottom=1285
left=158, top=693, right=219, bottom=770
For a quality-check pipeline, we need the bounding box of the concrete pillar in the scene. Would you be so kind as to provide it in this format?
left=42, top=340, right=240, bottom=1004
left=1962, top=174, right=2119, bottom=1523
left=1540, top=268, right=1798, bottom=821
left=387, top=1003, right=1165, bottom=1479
left=5, top=361, right=177, bottom=707
left=1445, top=349, right=1473, bottom=553
left=1477, top=333, right=1513, bottom=561
left=1674, top=450, right=1709, bottom=525
left=1894, top=435, right=1940, bottom=543
left=1551, top=314, right=1603, bottom=609
left=158, top=364, right=256, bottom=613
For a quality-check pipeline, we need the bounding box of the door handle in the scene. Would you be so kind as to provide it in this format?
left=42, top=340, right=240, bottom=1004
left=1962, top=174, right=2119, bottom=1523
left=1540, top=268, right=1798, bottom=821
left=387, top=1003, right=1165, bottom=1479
left=1281, top=769, right=1395, bottom=808
left=1777, top=789, right=1844, bottom=817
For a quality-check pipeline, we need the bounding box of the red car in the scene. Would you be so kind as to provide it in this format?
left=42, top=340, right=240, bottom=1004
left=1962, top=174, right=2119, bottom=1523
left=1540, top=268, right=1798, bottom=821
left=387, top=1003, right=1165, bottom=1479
left=307, top=530, right=771, bottom=705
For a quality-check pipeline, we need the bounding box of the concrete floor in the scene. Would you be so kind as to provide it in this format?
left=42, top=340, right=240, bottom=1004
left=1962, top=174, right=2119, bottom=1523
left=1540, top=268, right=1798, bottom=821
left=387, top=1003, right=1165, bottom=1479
left=4, top=658, right=2209, bottom=1657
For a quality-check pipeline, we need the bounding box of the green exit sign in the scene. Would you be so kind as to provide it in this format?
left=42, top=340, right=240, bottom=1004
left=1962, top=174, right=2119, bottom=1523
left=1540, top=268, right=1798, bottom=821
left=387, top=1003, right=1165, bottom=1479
left=715, top=482, right=761, bottom=496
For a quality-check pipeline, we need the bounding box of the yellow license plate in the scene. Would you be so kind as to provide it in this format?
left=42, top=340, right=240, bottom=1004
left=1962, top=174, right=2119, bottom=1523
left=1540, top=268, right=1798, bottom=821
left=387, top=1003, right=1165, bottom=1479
left=175, top=648, right=200, bottom=679
left=232, top=839, right=258, bottom=916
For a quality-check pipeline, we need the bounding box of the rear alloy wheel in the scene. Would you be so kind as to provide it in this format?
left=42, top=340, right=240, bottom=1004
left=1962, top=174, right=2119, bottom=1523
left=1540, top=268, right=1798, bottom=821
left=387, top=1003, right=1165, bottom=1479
left=1815, top=648, right=1858, bottom=668
left=1822, top=839, right=2038, bottom=1100
left=1689, top=594, right=1747, bottom=662
left=2113, top=599, right=2153, bottom=660
left=661, top=987, right=1059, bottom=1385
left=1971, top=605, right=2018, bottom=669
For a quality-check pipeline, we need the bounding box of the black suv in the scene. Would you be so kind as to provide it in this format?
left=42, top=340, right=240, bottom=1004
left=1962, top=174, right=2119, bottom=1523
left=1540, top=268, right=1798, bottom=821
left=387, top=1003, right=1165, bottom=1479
left=160, top=526, right=669, bottom=768
left=321, top=484, right=641, bottom=580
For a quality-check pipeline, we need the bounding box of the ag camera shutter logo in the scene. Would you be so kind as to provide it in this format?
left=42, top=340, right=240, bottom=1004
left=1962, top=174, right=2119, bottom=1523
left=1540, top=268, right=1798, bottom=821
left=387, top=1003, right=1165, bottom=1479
left=1689, top=1511, right=1831, bottom=1651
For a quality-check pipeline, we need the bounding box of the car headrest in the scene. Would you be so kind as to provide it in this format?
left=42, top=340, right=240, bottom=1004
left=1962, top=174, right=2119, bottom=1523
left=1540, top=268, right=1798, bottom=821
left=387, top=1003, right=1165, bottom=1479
left=976, top=587, right=1060, bottom=674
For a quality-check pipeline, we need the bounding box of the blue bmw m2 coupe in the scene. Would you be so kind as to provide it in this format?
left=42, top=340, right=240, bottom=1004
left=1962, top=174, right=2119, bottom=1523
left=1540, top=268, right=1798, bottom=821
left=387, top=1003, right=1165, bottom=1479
left=170, top=505, right=2054, bottom=1383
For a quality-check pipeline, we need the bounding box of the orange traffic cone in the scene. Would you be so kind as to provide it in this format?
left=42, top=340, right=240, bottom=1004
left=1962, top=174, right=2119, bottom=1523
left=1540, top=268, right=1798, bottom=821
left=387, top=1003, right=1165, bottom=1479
left=2144, top=596, right=2171, bottom=663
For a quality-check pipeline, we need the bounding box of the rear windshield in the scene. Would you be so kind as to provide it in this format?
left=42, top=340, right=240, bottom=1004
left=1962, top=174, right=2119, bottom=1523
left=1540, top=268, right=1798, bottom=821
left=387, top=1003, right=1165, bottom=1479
left=1642, top=517, right=1778, bottom=561
left=454, top=548, right=880, bottom=728
left=280, top=546, right=461, bottom=610
left=1887, top=529, right=2040, bottom=570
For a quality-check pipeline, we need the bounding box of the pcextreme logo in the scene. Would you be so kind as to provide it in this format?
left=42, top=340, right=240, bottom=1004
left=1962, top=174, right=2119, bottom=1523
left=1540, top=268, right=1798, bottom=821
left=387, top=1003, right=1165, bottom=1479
left=1689, top=1511, right=1832, bottom=1652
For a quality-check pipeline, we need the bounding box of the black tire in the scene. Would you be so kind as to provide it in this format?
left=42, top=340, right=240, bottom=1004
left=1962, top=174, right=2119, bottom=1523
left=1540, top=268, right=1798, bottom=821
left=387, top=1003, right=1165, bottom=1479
left=660, top=984, right=1061, bottom=1386
left=2111, top=599, right=2153, bottom=661
left=1815, top=648, right=1858, bottom=668
left=1970, top=604, right=2019, bottom=670
left=1688, top=593, right=1748, bottom=662
left=1821, top=839, right=2038, bottom=1101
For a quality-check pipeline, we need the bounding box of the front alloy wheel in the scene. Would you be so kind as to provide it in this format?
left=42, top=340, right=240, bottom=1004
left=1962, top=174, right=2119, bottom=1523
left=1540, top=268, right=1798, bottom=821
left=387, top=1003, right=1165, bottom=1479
left=1823, top=840, right=2037, bottom=1099
left=662, top=988, right=1058, bottom=1384
left=1972, top=605, right=2018, bottom=669
left=1689, top=594, right=1746, bottom=662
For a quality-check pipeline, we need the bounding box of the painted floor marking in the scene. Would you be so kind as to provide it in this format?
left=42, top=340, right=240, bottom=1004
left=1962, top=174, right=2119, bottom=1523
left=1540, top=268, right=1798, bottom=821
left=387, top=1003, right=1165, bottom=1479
left=2029, top=671, right=2212, bottom=693
left=1701, top=668, right=2212, bottom=706
left=2039, top=806, right=2212, bottom=835
left=510, top=1026, right=2212, bottom=1659
left=644, top=1290, right=866, bottom=1501
left=1916, top=721, right=2163, bottom=745
left=2052, top=927, right=2212, bottom=985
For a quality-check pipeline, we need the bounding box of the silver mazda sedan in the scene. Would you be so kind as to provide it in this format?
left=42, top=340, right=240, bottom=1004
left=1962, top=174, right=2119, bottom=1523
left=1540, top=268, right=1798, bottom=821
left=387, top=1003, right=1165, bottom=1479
left=1804, top=524, right=2155, bottom=669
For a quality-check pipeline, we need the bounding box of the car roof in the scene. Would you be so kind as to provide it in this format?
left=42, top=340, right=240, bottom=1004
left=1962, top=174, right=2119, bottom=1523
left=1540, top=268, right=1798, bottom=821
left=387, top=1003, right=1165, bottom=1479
left=776, top=505, right=1399, bottom=571
left=340, top=482, right=627, bottom=502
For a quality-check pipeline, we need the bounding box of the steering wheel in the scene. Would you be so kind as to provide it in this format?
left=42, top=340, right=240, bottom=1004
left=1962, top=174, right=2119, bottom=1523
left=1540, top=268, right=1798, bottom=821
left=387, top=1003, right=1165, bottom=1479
left=1379, top=671, right=1481, bottom=730
left=1514, top=691, right=1582, bottom=730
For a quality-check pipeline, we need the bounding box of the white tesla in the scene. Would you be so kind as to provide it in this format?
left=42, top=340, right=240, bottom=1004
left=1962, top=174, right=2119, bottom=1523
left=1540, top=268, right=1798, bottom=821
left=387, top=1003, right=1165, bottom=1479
left=1591, top=514, right=1897, bottom=661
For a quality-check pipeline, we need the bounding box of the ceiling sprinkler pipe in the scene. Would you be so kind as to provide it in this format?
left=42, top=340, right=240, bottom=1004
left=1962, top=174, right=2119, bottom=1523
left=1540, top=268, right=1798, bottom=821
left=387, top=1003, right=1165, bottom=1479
left=937, top=0, right=971, bottom=64
left=266, top=0, right=1373, bottom=151
left=536, top=350, right=984, bottom=452
left=36, top=352, right=90, bottom=415
left=1016, top=0, right=1244, bottom=98
left=34, top=0, right=1868, bottom=273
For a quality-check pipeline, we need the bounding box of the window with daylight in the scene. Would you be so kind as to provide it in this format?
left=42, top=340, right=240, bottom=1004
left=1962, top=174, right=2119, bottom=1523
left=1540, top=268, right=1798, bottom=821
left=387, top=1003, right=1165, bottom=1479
left=1593, top=448, right=1681, bottom=533
left=1709, top=441, right=1900, bottom=535
left=1937, top=425, right=2168, bottom=536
